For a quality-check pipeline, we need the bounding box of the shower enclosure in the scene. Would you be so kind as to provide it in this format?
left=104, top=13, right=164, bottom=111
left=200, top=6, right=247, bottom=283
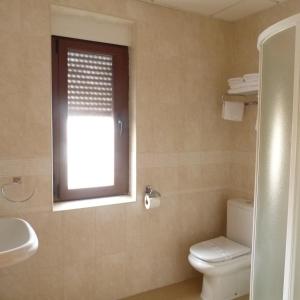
left=253, top=14, right=300, bottom=300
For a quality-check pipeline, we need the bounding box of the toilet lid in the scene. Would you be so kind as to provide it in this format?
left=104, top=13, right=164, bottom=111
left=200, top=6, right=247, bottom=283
left=190, top=236, right=250, bottom=263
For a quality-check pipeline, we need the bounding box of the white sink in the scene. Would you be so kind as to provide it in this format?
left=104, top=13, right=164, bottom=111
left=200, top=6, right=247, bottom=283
left=0, top=218, right=38, bottom=268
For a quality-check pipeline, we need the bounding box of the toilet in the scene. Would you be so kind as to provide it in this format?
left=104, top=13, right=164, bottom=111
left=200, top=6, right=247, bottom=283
left=188, top=199, right=253, bottom=300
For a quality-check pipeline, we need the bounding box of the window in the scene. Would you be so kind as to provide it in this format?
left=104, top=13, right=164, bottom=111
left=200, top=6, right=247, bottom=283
left=52, top=36, right=129, bottom=201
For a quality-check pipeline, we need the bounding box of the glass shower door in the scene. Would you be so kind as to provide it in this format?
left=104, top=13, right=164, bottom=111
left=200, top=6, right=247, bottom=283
left=252, top=26, right=296, bottom=300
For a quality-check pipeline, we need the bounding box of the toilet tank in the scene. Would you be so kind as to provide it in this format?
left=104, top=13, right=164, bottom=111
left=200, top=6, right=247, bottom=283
left=226, top=199, right=254, bottom=248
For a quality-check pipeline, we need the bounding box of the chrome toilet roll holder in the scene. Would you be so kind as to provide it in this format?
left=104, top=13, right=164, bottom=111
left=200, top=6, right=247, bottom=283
left=145, top=185, right=161, bottom=198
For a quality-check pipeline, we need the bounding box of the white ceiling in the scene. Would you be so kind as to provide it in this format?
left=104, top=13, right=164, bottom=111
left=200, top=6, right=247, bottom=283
left=139, top=0, right=287, bottom=21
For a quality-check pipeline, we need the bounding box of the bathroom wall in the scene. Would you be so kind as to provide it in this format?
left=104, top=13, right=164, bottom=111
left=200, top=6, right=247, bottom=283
left=0, top=0, right=235, bottom=299
left=227, top=0, right=300, bottom=201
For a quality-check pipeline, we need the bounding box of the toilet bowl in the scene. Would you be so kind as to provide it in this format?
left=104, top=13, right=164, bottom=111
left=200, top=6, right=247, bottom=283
left=188, top=199, right=253, bottom=300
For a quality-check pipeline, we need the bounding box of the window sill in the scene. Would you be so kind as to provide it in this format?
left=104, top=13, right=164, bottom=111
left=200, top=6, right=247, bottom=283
left=53, top=195, right=136, bottom=212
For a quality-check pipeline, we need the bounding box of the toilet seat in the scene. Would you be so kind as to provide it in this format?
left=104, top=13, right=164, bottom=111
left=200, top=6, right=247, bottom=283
left=190, top=236, right=250, bottom=263
left=188, top=252, right=251, bottom=277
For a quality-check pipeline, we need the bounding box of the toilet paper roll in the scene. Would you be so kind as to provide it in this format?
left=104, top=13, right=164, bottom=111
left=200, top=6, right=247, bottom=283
left=144, top=194, right=160, bottom=209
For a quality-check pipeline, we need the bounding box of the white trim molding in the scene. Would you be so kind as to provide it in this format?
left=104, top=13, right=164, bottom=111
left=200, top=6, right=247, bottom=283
left=51, top=5, right=133, bottom=46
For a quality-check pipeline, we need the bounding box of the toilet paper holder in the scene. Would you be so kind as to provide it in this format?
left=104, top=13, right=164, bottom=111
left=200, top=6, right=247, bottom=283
left=145, top=185, right=161, bottom=198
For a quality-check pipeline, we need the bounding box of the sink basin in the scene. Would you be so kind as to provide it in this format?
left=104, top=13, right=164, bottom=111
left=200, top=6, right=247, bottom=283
left=0, top=218, right=38, bottom=268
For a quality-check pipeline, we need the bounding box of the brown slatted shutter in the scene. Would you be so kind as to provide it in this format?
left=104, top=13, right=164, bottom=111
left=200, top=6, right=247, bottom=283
left=67, top=51, right=113, bottom=116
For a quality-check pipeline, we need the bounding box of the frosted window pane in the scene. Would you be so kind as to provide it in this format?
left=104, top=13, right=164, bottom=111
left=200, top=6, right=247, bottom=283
left=67, top=116, right=114, bottom=189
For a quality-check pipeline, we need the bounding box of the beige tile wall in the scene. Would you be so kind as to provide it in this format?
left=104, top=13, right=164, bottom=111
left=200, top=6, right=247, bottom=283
left=0, top=0, right=234, bottom=299
left=228, top=0, right=300, bottom=200
left=2, top=0, right=298, bottom=298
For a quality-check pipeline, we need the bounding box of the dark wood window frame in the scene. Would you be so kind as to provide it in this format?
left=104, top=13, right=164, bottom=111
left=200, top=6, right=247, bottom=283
left=52, top=36, right=129, bottom=202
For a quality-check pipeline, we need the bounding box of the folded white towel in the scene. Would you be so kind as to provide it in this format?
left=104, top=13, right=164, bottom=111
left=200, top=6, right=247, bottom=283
left=228, top=84, right=259, bottom=95
left=244, top=72, right=258, bottom=77
left=229, top=80, right=258, bottom=88
left=222, top=101, right=244, bottom=122
left=228, top=77, right=244, bottom=85
left=243, top=73, right=259, bottom=81
left=229, top=82, right=249, bottom=89
left=243, top=78, right=259, bottom=83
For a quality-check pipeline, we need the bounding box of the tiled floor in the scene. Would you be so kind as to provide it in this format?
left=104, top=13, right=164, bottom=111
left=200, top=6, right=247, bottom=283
left=123, top=278, right=249, bottom=300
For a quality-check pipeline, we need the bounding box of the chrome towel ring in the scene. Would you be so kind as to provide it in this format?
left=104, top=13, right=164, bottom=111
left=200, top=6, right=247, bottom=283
left=1, top=177, right=36, bottom=203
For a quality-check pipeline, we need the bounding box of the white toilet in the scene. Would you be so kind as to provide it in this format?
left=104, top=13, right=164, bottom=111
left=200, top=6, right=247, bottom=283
left=188, top=199, right=253, bottom=300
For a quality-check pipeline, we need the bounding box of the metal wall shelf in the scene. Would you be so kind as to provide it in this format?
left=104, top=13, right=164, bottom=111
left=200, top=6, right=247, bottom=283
left=222, top=92, right=258, bottom=106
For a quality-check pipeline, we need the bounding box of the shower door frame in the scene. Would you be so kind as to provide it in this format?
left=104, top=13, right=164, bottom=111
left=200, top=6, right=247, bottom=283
left=252, top=15, right=300, bottom=300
